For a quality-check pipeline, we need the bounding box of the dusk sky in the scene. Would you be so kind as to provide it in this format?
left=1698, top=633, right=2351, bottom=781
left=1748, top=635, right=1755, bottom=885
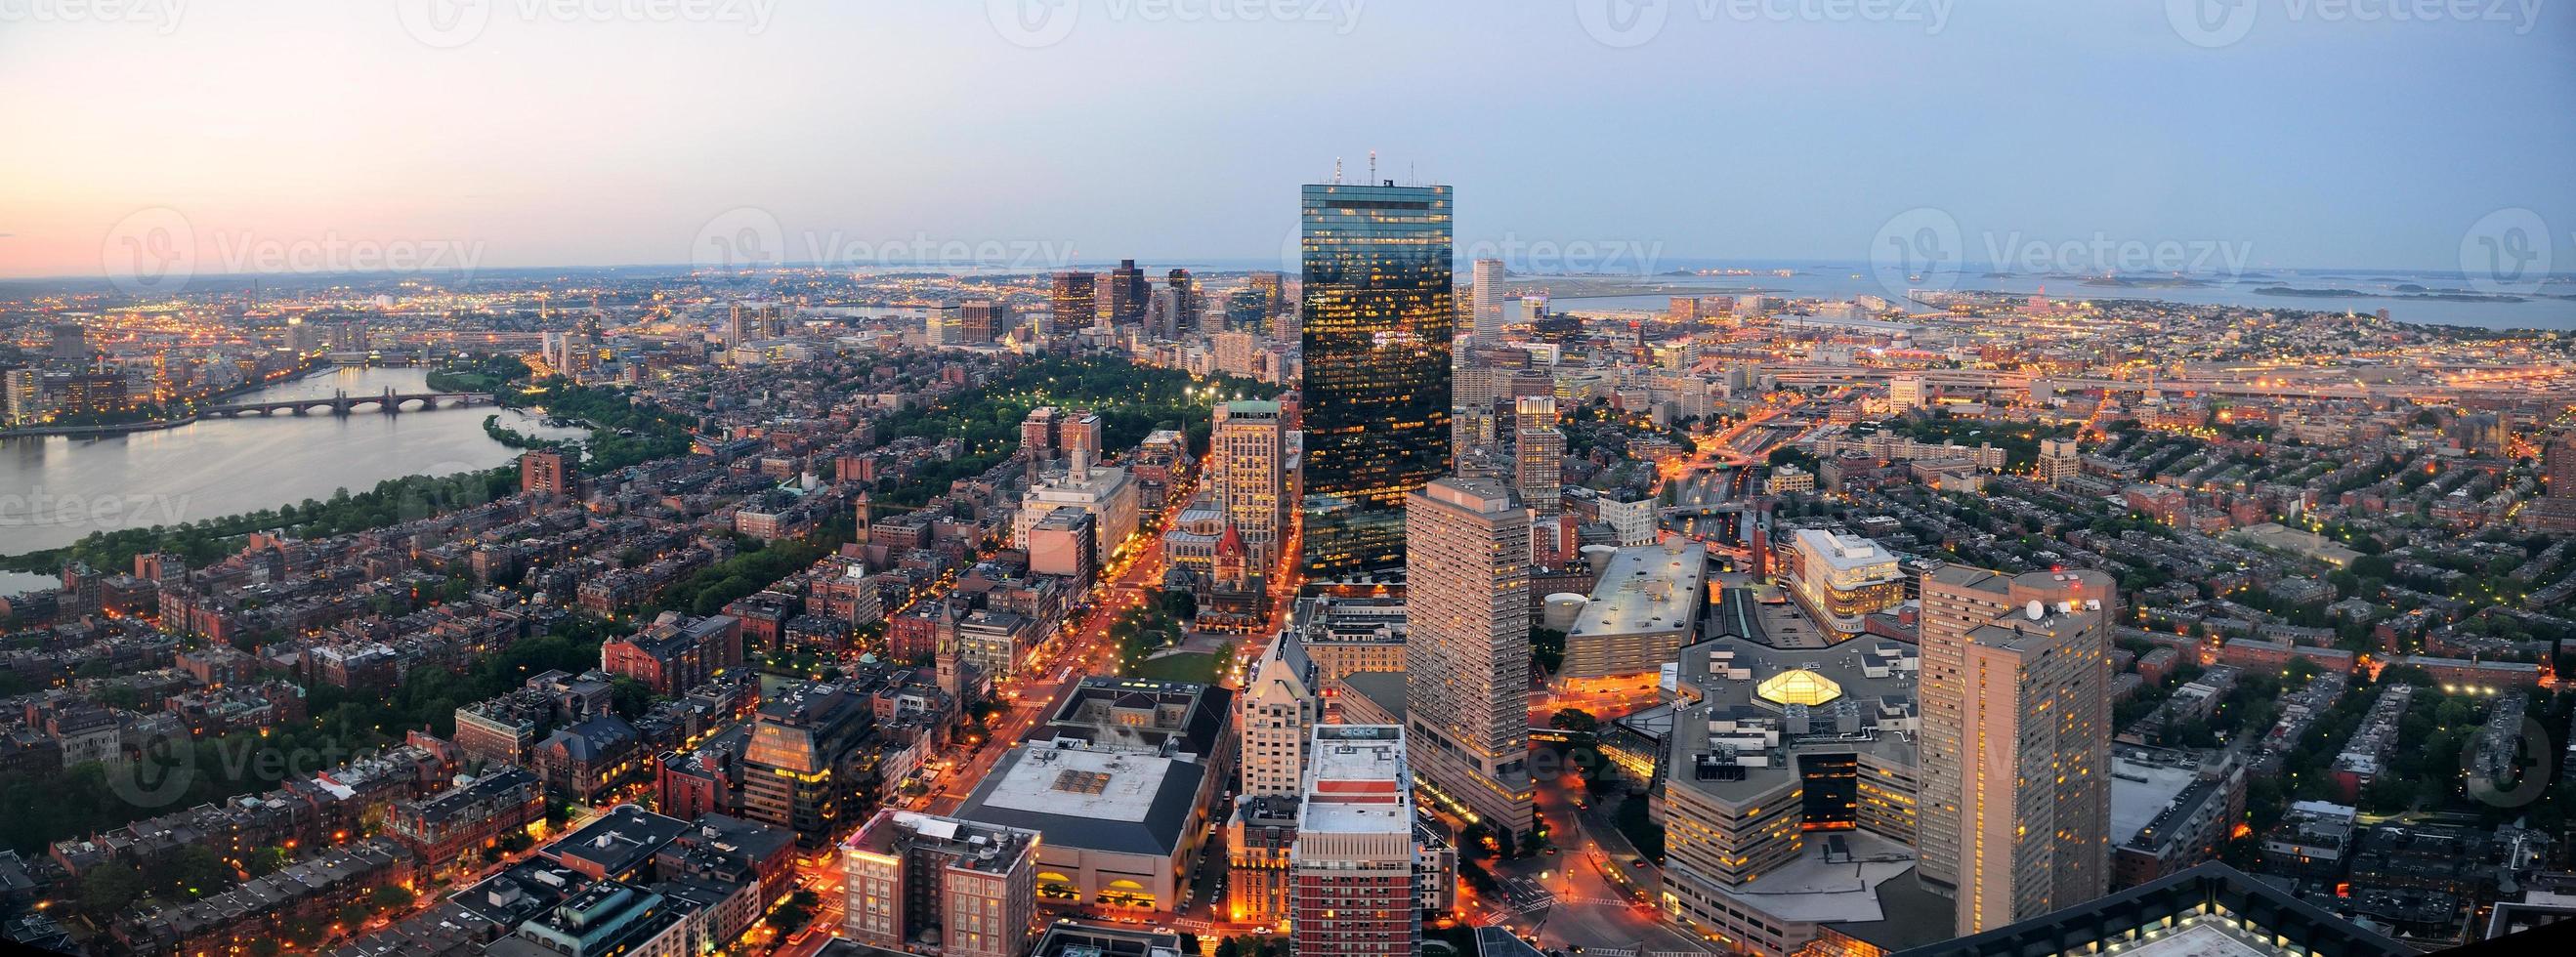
left=4, top=0, right=2573, bottom=278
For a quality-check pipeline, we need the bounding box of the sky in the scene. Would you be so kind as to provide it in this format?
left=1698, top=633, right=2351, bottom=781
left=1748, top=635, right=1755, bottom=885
left=2, top=0, right=2573, bottom=280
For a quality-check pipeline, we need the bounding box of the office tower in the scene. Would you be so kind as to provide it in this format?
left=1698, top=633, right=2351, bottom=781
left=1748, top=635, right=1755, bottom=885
left=742, top=682, right=877, bottom=849
left=2, top=369, right=38, bottom=427
left=1247, top=270, right=1287, bottom=326
left=842, top=810, right=1039, bottom=957
left=1667, top=296, right=1700, bottom=325
left=1225, top=288, right=1269, bottom=333
left=1241, top=629, right=1321, bottom=798
left=520, top=450, right=577, bottom=499
left=1403, top=478, right=1533, bottom=837
left=2039, top=438, right=2083, bottom=486
left=48, top=322, right=86, bottom=363
left=1471, top=258, right=1505, bottom=346
left=1148, top=286, right=1182, bottom=341
left=726, top=302, right=760, bottom=347
left=1051, top=270, right=1098, bottom=330
left=1513, top=395, right=1564, bottom=564
left=1109, top=259, right=1149, bottom=326
left=1890, top=374, right=1927, bottom=410
left=960, top=300, right=1013, bottom=343
left=1167, top=269, right=1199, bottom=336
left=1213, top=400, right=1289, bottom=568
left=1289, top=725, right=1419, bottom=957
left=1298, top=181, right=1455, bottom=580
left=1919, top=566, right=2116, bottom=936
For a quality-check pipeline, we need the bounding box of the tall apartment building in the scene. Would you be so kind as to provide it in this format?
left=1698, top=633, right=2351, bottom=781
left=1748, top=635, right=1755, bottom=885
left=1290, top=726, right=1419, bottom=957
left=1241, top=629, right=1321, bottom=798
left=841, top=810, right=1038, bottom=957
left=1514, top=395, right=1566, bottom=562
left=1918, top=566, right=2117, bottom=936
left=1213, top=399, right=1289, bottom=568
left=1403, top=477, right=1535, bottom=837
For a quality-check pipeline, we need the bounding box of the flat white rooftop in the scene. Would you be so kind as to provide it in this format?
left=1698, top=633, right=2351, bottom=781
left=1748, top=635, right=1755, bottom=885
left=978, top=747, right=1169, bottom=823
left=1301, top=726, right=1412, bottom=835
left=1571, top=542, right=1708, bottom=640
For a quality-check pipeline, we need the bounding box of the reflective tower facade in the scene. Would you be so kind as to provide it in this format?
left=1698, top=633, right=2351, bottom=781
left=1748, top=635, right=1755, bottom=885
left=1297, top=181, right=1454, bottom=580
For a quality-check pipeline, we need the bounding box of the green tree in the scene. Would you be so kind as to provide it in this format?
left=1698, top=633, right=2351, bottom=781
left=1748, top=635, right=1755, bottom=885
left=1549, top=708, right=1600, bottom=734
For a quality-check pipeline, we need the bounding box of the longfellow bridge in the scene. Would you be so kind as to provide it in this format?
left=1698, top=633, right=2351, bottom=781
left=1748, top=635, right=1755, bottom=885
left=201, top=389, right=497, bottom=418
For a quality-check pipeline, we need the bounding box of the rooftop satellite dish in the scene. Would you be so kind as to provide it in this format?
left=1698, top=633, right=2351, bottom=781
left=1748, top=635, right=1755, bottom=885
left=2026, top=600, right=2046, bottom=621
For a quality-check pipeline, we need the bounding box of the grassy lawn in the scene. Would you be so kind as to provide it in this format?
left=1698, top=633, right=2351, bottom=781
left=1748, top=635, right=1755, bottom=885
left=1131, top=651, right=1219, bottom=685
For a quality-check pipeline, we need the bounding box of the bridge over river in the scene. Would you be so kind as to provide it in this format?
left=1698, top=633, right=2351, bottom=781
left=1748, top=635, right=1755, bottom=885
left=200, top=389, right=496, bottom=418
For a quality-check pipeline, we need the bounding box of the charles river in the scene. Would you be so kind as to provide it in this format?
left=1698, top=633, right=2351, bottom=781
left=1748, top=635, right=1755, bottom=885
left=0, top=367, right=587, bottom=585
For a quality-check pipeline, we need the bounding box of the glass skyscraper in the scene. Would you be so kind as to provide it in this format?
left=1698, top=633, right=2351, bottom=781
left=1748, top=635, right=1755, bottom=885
left=1297, top=181, right=1454, bottom=580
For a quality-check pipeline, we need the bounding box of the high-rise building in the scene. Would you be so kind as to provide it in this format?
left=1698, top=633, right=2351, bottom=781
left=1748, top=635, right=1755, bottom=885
left=1513, top=395, right=1564, bottom=562
left=960, top=300, right=1014, bottom=343
left=1240, top=629, right=1320, bottom=798
left=1403, top=478, right=1534, bottom=837
left=2039, top=438, right=2083, bottom=487
left=2545, top=430, right=2576, bottom=497
left=1108, top=259, right=1149, bottom=327
left=1785, top=529, right=1906, bottom=636
left=1289, top=725, right=1419, bottom=957
left=1247, top=270, right=1287, bottom=327
left=48, top=322, right=86, bottom=363
left=520, top=449, right=578, bottom=499
left=2, top=369, right=40, bottom=427
left=1891, top=375, right=1927, bottom=410
left=1918, top=566, right=2117, bottom=936
left=1299, top=181, right=1455, bottom=580
left=1051, top=271, right=1098, bottom=330
left=841, top=810, right=1039, bottom=957
left=1213, top=400, right=1289, bottom=568
left=1166, top=269, right=1199, bottom=337
left=1471, top=258, right=1505, bottom=346
left=742, top=682, right=878, bottom=850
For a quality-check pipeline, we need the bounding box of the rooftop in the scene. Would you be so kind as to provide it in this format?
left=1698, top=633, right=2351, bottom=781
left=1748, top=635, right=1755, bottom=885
left=1569, top=541, right=1708, bottom=640
left=955, top=744, right=1204, bottom=857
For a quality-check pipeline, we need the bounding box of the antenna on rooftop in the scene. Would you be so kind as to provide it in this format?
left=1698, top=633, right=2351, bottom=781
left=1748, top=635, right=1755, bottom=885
left=1332, top=157, right=1343, bottom=184
left=1369, top=150, right=1377, bottom=184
